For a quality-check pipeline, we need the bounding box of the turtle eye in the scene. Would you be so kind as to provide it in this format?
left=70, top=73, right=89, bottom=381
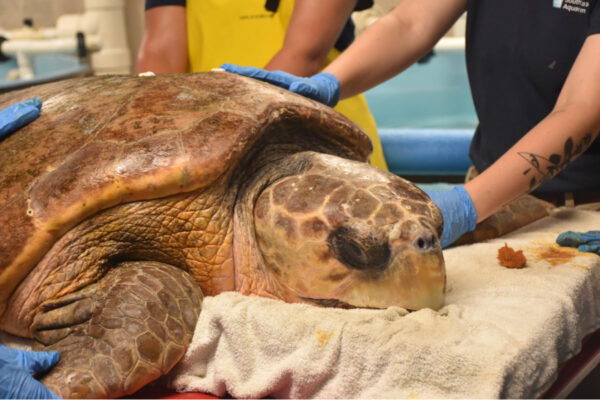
left=414, top=233, right=437, bottom=252
left=327, top=226, right=390, bottom=271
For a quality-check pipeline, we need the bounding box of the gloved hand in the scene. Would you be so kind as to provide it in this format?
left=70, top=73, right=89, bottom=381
left=424, top=185, right=478, bottom=248
left=220, top=63, right=340, bottom=107
left=0, top=98, right=42, bottom=140
left=556, top=230, right=600, bottom=255
left=0, top=344, right=60, bottom=399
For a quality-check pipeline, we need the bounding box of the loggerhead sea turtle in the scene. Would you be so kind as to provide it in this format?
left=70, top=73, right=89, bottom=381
left=0, top=72, right=446, bottom=398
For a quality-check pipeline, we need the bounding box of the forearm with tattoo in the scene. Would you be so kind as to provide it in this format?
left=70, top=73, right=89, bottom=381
left=518, top=132, right=597, bottom=191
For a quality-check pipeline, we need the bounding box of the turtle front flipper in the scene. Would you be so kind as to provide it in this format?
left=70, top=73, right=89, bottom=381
left=30, top=261, right=202, bottom=399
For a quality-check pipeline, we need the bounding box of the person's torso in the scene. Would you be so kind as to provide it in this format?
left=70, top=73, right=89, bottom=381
left=466, top=0, right=600, bottom=192
left=185, top=0, right=360, bottom=71
left=186, top=0, right=293, bottom=71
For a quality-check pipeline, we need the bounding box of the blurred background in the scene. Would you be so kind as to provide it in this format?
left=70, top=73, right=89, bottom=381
left=0, top=0, right=144, bottom=69
left=0, top=0, right=465, bottom=77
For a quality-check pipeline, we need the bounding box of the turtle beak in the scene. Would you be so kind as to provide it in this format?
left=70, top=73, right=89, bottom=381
left=336, top=247, right=446, bottom=310
left=324, top=223, right=445, bottom=311
left=331, top=223, right=445, bottom=311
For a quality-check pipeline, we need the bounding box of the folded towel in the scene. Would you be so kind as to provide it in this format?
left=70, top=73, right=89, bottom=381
left=168, top=209, right=600, bottom=398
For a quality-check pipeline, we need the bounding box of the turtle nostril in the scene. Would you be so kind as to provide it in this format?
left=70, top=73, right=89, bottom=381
left=414, top=234, right=436, bottom=252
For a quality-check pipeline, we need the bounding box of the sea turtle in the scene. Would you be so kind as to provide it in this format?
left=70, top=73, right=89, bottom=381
left=0, top=72, right=445, bottom=398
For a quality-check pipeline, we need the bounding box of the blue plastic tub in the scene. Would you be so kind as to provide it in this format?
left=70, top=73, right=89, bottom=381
left=0, top=54, right=89, bottom=92
left=364, top=44, right=477, bottom=177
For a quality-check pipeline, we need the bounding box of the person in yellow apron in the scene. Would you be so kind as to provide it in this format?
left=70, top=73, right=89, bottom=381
left=136, top=0, right=388, bottom=170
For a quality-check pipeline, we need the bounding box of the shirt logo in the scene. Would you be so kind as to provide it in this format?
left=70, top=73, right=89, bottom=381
left=553, top=0, right=591, bottom=13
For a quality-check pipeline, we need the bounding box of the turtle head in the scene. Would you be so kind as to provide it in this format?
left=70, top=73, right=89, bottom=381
left=253, top=153, right=445, bottom=311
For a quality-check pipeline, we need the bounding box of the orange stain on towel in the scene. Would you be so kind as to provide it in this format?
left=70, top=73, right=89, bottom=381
left=315, top=330, right=333, bottom=347
left=537, top=246, right=577, bottom=266
left=528, top=242, right=591, bottom=270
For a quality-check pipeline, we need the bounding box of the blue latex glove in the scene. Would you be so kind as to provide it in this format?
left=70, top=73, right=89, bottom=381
left=0, top=98, right=42, bottom=141
left=0, top=344, right=60, bottom=399
left=220, top=63, right=340, bottom=107
left=556, top=231, right=600, bottom=255
left=424, top=185, right=478, bottom=248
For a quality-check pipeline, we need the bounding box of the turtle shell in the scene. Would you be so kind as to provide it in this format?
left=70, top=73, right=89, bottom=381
left=0, top=72, right=372, bottom=315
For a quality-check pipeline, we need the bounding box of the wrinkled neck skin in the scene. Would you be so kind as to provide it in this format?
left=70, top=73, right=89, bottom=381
left=232, top=148, right=314, bottom=302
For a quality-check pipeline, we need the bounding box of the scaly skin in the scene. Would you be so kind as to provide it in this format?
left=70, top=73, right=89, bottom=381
left=4, top=189, right=228, bottom=398
left=3, top=187, right=234, bottom=338
left=34, top=262, right=202, bottom=399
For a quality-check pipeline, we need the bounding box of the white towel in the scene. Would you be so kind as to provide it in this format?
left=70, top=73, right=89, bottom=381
left=168, top=208, right=600, bottom=398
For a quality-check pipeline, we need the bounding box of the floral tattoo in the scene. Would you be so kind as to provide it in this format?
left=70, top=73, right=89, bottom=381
left=519, top=133, right=594, bottom=191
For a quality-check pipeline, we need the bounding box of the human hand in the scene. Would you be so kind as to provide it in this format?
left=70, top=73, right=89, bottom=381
left=0, top=98, right=42, bottom=140
left=0, top=344, right=60, bottom=399
left=220, top=64, right=340, bottom=107
left=556, top=231, right=600, bottom=255
left=424, top=185, right=478, bottom=248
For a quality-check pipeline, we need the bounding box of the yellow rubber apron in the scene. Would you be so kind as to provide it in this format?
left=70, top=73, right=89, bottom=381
left=186, top=0, right=388, bottom=170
